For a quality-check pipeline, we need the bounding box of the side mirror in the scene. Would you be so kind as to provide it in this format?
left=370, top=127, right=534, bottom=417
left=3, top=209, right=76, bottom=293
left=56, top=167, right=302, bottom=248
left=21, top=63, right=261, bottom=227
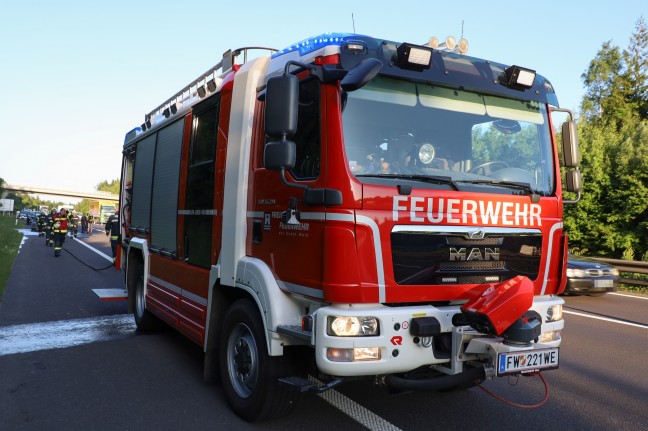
left=561, top=120, right=580, bottom=168
left=565, top=169, right=582, bottom=193
left=264, top=139, right=296, bottom=171
left=265, top=74, right=299, bottom=138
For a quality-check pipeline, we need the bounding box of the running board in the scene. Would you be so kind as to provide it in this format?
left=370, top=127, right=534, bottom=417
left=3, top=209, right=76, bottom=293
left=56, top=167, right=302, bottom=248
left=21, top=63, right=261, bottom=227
left=92, top=289, right=128, bottom=301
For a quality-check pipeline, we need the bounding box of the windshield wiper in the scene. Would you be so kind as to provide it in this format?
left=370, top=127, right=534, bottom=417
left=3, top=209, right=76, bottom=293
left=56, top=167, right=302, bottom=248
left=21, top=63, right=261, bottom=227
left=457, top=179, right=539, bottom=196
left=356, top=174, right=461, bottom=191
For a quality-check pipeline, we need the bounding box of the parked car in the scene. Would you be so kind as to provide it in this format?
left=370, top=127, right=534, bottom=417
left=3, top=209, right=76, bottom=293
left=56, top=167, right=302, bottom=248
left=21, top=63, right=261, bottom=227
left=564, top=254, right=620, bottom=296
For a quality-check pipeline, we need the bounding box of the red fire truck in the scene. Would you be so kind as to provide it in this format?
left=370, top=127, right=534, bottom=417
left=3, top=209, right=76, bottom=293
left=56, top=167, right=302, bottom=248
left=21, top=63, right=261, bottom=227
left=119, top=33, right=581, bottom=421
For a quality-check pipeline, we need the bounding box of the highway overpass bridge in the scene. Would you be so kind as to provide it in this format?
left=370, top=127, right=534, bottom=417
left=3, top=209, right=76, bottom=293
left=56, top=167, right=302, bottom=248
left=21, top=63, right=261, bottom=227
left=1, top=183, right=118, bottom=202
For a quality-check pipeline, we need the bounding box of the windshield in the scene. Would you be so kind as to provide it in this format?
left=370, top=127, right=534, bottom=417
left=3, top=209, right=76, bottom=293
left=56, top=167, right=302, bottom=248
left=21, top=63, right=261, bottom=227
left=341, top=76, right=555, bottom=195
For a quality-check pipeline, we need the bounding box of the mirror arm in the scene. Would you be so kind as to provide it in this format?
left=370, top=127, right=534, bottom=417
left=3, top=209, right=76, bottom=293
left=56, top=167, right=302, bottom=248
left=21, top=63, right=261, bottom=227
left=563, top=191, right=581, bottom=205
left=284, top=60, right=316, bottom=76
left=279, top=169, right=308, bottom=191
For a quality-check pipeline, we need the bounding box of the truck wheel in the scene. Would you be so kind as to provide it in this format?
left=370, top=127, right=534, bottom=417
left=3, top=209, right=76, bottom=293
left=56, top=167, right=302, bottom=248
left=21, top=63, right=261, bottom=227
left=219, top=299, right=300, bottom=422
left=133, top=275, right=160, bottom=331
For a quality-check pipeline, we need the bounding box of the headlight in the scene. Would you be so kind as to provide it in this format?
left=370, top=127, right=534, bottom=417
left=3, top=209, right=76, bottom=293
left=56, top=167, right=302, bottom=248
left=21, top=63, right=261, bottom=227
left=610, top=268, right=620, bottom=276
left=327, top=316, right=379, bottom=336
left=418, top=143, right=436, bottom=164
left=546, top=304, right=563, bottom=322
left=566, top=268, right=586, bottom=278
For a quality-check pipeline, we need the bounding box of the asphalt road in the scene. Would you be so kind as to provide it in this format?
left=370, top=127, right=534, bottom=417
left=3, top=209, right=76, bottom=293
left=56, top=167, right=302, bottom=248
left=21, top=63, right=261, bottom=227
left=1, top=226, right=647, bottom=430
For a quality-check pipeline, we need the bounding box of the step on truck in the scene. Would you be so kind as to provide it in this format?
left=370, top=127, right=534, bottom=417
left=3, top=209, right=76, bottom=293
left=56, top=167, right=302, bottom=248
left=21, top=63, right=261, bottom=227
left=119, top=32, right=582, bottom=421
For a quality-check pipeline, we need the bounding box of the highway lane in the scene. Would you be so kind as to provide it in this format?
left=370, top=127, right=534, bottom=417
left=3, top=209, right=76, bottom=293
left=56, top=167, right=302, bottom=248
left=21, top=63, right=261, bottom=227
left=1, top=229, right=647, bottom=430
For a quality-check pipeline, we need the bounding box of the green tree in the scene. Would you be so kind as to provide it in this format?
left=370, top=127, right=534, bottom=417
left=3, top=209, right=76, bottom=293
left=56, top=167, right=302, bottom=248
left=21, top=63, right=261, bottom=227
left=96, top=179, right=120, bottom=195
left=624, top=16, right=648, bottom=119
left=566, top=16, right=648, bottom=260
left=0, top=177, right=5, bottom=196
left=580, top=42, right=633, bottom=128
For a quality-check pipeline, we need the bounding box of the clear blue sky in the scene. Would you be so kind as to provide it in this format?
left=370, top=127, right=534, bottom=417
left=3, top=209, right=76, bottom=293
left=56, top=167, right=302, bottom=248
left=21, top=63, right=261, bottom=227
left=1, top=0, right=646, bottom=194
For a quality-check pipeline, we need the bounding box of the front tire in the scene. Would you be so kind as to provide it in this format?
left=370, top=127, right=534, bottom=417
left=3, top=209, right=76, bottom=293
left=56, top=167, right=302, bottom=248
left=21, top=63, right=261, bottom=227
left=219, top=299, right=301, bottom=422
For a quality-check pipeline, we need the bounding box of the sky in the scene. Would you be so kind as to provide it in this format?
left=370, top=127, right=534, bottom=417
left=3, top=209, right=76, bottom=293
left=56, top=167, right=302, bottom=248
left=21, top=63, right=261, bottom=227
left=1, top=0, right=646, bottom=194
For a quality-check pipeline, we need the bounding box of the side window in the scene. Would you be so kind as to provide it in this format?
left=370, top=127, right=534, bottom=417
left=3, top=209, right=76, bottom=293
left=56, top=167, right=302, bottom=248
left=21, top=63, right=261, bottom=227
left=184, top=95, right=220, bottom=267
left=290, top=77, right=321, bottom=180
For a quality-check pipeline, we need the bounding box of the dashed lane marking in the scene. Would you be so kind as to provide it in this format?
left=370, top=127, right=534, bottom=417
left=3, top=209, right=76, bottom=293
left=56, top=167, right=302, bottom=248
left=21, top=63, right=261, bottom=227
left=608, top=292, right=648, bottom=300
left=563, top=310, right=648, bottom=330
left=73, top=236, right=113, bottom=261
left=309, top=376, right=402, bottom=431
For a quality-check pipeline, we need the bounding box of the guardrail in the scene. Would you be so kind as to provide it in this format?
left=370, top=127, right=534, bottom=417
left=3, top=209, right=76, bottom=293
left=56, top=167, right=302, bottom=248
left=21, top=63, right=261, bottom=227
left=589, top=257, right=648, bottom=286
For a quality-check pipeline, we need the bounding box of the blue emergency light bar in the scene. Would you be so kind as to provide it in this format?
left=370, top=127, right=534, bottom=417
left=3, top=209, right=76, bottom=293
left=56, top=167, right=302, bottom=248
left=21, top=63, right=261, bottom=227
left=272, top=33, right=355, bottom=59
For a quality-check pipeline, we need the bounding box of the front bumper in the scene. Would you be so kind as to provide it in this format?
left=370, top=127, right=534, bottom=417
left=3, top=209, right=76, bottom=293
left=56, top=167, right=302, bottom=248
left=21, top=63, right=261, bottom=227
left=313, top=295, right=564, bottom=377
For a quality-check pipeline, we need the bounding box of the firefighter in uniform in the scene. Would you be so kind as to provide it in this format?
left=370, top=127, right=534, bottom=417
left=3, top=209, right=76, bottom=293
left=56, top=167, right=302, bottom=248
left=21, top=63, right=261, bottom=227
left=52, top=208, right=69, bottom=257
left=44, top=208, right=56, bottom=246
left=37, top=211, right=46, bottom=237
left=68, top=210, right=80, bottom=238
left=105, top=207, right=120, bottom=262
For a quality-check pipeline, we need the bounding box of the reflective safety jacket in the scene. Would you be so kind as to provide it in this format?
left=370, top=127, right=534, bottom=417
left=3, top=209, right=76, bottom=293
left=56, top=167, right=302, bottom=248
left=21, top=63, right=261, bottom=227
left=105, top=213, right=120, bottom=240
left=53, top=214, right=68, bottom=233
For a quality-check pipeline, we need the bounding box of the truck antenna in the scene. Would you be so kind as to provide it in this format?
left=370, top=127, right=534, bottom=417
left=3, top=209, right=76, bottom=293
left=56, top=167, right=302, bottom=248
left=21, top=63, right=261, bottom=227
left=461, top=19, right=464, bottom=39
left=352, top=13, right=356, bottom=33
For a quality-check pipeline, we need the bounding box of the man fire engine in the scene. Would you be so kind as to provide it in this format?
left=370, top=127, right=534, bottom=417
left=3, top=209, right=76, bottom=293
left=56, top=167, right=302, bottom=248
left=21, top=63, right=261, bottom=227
left=118, top=32, right=581, bottom=422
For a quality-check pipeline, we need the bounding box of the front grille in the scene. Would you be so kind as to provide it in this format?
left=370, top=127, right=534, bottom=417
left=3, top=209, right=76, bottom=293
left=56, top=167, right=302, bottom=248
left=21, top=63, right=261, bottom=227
left=391, top=228, right=542, bottom=285
left=586, top=269, right=612, bottom=277
left=439, top=261, right=505, bottom=271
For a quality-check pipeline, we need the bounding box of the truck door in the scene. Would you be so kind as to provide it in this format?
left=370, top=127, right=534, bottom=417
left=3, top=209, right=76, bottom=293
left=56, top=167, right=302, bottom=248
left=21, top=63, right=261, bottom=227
left=249, top=76, right=326, bottom=296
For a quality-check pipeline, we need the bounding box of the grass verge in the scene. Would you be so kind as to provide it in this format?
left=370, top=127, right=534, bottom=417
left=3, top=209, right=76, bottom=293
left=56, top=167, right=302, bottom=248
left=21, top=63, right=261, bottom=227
left=0, top=215, right=23, bottom=300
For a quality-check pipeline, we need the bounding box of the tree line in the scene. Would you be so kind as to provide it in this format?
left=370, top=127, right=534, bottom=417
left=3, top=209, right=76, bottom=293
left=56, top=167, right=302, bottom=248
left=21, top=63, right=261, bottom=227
left=565, top=16, right=648, bottom=261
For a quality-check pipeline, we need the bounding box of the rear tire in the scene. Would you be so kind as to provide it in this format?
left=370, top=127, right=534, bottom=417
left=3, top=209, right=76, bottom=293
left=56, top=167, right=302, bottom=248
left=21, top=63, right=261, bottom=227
left=219, top=299, right=301, bottom=422
left=133, top=274, right=161, bottom=331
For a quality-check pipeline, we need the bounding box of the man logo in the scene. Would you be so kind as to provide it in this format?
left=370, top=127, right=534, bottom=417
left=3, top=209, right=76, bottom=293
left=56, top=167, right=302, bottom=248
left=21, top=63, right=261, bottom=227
left=450, top=247, right=501, bottom=261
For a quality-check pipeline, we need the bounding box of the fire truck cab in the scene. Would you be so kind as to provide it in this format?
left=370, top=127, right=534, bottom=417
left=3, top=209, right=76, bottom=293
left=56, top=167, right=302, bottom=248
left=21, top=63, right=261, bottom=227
left=119, top=33, right=581, bottom=421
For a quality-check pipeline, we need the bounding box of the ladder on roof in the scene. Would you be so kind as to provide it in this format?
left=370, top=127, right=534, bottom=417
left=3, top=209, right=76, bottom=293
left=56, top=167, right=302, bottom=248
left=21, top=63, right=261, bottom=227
left=145, top=46, right=278, bottom=122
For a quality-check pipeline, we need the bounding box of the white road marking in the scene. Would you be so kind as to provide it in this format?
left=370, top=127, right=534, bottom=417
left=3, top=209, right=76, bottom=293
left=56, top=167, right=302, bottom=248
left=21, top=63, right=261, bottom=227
left=73, top=237, right=113, bottom=261
left=309, top=376, right=402, bottom=431
left=608, top=292, right=648, bottom=300
left=563, top=310, right=648, bottom=330
left=0, top=314, right=136, bottom=356
left=16, top=228, right=38, bottom=252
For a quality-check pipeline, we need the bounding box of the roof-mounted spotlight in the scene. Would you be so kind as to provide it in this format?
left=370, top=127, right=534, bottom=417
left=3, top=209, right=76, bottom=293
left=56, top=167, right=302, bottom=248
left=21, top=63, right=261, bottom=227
left=427, top=37, right=439, bottom=49
left=141, top=123, right=147, bottom=132
left=458, top=38, right=469, bottom=55
left=397, top=43, right=433, bottom=71
left=505, top=65, right=536, bottom=89
left=197, top=84, right=207, bottom=98
left=443, top=36, right=457, bottom=51
left=170, top=102, right=179, bottom=115
left=163, top=108, right=171, bottom=118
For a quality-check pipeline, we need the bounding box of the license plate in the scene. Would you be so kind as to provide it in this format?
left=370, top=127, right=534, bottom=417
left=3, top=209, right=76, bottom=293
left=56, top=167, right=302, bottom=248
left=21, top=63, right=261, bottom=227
left=497, top=348, right=559, bottom=376
left=594, top=279, right=613, bottom=288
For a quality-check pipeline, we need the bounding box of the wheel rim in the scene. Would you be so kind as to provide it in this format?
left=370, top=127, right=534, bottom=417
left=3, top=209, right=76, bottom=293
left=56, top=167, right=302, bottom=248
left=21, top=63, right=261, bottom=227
left=227, top=322, right=259, bottom=399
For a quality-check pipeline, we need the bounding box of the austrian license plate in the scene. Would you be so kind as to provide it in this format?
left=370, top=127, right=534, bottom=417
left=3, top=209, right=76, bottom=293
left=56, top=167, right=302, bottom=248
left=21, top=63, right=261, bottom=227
left=497, top=348, right=559, bottom=376
left=594, top=279, right=613, bottom=288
